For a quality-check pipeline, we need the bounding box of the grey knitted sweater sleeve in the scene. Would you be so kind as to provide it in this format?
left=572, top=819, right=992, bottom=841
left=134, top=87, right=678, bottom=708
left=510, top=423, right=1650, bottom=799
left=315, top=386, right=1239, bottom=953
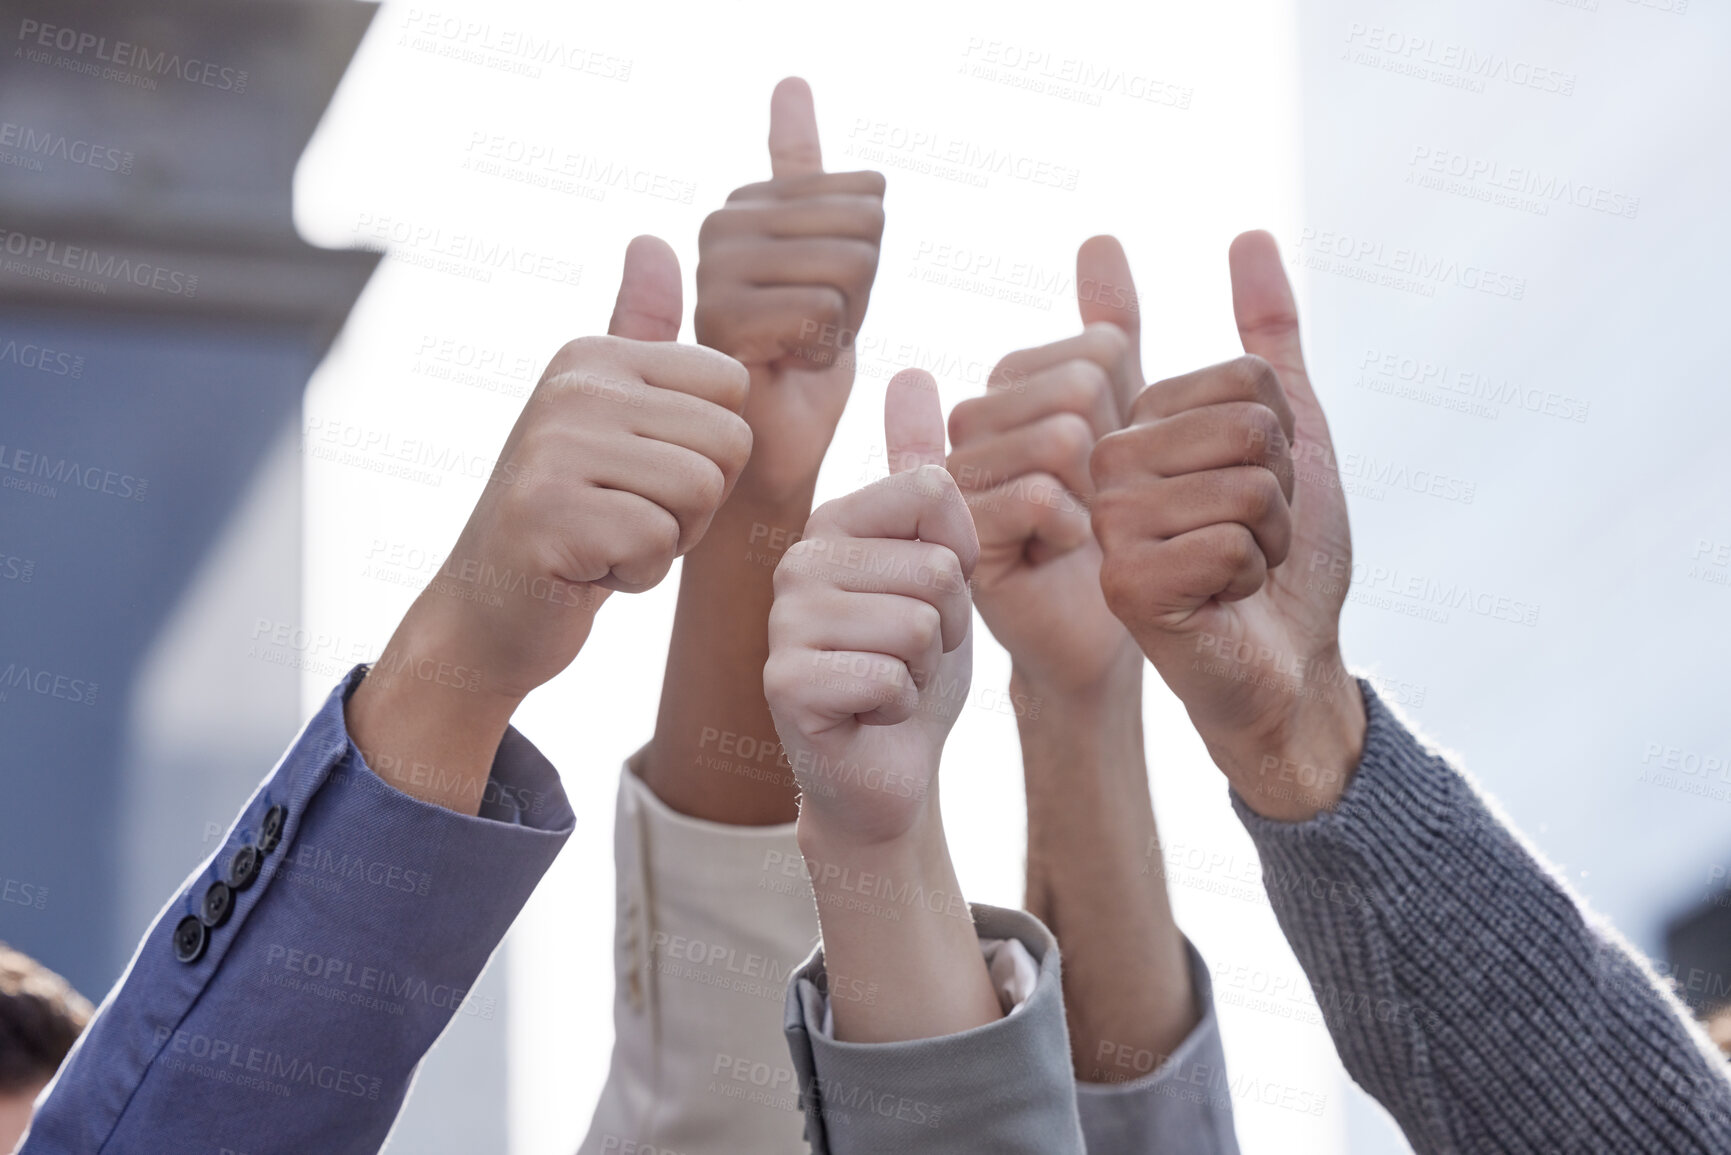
left=1232, top=681, right=1731, bottom=1154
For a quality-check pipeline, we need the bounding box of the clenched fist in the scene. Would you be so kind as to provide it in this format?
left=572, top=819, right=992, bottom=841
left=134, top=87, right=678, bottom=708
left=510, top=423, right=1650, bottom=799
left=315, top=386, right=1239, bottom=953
left=946, top=236, right=1145, bottom=694
left=764, top=370, right=977, bottom=845
left=1091, top=231, right=1365, bottom=821
left=346, top=237, right=751, bottom=812
left=695, top=77, right=886, bottom=503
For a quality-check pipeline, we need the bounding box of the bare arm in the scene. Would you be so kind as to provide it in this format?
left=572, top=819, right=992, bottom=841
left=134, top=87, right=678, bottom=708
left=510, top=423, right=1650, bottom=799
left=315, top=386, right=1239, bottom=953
left=766, top=370, right=999, bottom=1041
left=948, top=237, right=1196, bottom=1075
left=639, top=77, right=886, bottom=825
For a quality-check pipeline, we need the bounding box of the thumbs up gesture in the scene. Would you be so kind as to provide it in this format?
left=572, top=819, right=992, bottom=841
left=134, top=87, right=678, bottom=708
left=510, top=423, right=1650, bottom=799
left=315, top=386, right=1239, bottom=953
left=946, top=236, right=1147, bottom=697
left=695, top=77, right=887, bottom=505
left=1091, top=232, right=1364, bottom=820
left=765, top=370, right=978, bottom=845
left=345, top=238, right=752, bottom=813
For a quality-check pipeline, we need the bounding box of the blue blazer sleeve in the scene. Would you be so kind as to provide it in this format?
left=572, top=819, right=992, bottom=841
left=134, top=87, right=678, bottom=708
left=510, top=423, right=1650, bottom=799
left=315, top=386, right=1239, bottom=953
left=20, top=665, right=575, bottom=1155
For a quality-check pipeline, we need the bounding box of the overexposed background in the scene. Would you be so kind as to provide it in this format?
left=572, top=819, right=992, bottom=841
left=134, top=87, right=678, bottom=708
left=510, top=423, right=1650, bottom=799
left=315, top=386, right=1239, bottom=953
left=289, top=1, right=1731, bottom=1152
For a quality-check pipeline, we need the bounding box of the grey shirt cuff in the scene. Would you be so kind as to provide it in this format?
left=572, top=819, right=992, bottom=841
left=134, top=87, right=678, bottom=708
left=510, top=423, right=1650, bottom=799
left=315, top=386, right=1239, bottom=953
left=1074, top=937, right=1242, bottom=1154
left=783, top=904, right=1086, bottom=1155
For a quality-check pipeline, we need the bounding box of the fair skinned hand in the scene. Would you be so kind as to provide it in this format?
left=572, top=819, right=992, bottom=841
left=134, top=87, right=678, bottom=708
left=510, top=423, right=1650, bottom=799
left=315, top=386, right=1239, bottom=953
left=765, top=369, right=1000, bottom=1044
left=946, top=236, right=1146, bottom=696
left=345, top=236, right=752, bottom=813
left=765, top=370, right=978, bottom=846
left=695, top=76, right=886, bottom=505
left=1091, top=231, right=1365, bottom=821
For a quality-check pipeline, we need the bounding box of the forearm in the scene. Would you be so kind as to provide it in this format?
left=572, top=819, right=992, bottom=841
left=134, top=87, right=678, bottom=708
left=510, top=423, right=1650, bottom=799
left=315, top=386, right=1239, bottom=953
left=1017, top=648, right=1199, bottom=1080
left=796, top=795, right=1001, bottom=1043
left=344, top=594, right=537, bottom=816
left=641, top=483, right=816, bottom=824
left=1240, top=682, right=1731, bottom=1153
left=22, top=669, right=574, bottom=1155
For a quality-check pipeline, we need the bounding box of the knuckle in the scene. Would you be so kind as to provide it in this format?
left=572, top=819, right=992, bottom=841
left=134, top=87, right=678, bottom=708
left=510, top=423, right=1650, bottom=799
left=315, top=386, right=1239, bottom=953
left=909, top=602, right=942, bottom=652
left=687, top=458, right=726, bottom=512
left=1059, top=358, right=1109, bottom=411
left=1218, top=524, right=1257, bottom=569
left=1051, top=412, right=1095, bottom=459
left=697, top=209, right=728, bottom=248
left=1083, top=320, right=1130, bottom=362
left=1090, top=428, right=1136, bottom=485
left=1240, top=469, right=1280, bottom=518
left=843, top=240, right=880, bottom=285
left=1232, top=354, right=1280, bottom=399
left=721, top=414, right=754, bottom=472
left=761, top=650, right=802, bottom=706
left=861, top=200, right=887, bottom=239
left=923, top=544, right=965, bottom=595
left=1097, top=556, right=1140, bottom=617
left=553, top=334, right=608, bottom=369
left=947, top=397, right=987, bottom=446
left=1128, top=380, right=1166, bottom=423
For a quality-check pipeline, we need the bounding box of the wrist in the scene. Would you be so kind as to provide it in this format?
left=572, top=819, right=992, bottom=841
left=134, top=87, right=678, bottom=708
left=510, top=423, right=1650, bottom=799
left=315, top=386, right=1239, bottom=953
left=1007, top=631, right=1145, bottom=705
left=689, top=482, right=815, bottom=572
left=795, top=798, right=963, bottom=911
left=345, top=602, right=527, bottom=814
left=1215, top=655, right=1367, bottom=822
left=1010, top=641, right=1143, bottom=724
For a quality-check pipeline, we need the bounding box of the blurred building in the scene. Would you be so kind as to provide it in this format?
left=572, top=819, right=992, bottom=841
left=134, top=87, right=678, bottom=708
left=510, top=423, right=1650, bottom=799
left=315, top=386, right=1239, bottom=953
left=0, top=0, right=375, bottom=1035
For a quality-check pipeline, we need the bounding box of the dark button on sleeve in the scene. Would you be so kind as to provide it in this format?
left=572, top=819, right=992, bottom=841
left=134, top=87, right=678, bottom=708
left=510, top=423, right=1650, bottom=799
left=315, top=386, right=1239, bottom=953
left=258, top=804, right=288, bottom=854
left=225, top=844, right=261, bottom=890
left=198, top=881, right=233, bottom=929
left=173, top=915, right=208, bottom=963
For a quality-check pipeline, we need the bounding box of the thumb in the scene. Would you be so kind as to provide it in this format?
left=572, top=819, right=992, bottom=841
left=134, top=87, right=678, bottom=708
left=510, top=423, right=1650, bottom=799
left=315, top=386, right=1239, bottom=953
left=1077, top=235, right=1144, bottom=418
left=768, top=76, right=823, bottom=179
left=884, top=369, right=946, bottom=474
left=1228, top=230, right=1319, bottom=413
left=608, top=235, right=682, bottom=342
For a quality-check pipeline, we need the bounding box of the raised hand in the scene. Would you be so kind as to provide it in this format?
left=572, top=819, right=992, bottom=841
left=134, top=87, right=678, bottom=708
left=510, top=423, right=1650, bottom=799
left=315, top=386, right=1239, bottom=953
left=945, top=236, right=1145, bottom=695
left=765, top=369, right=977, bottom=845
left=765, top=369, right=999, bottom=1044
left=346, top=237, right=752, bottom=813
left=1091, top=231, right=1364, bottom=820
left=694, top=76, right=887, bottom=504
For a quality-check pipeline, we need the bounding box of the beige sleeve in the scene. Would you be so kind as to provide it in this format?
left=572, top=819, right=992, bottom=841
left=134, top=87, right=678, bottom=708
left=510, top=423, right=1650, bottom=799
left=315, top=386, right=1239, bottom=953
left=578, top=756, right=821, bottom=1155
